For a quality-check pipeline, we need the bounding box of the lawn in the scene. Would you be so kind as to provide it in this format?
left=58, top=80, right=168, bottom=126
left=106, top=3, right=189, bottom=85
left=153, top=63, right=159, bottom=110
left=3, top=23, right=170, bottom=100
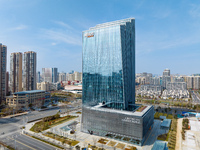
left=116, top=143, right=125, bottom=149
left=107, top=141, right=116, bottom=147
left=30, top=114, right=77, bottom=133
left=44, top=132, right=79, bottom=146
left=98, top=138, right=108, bottom=144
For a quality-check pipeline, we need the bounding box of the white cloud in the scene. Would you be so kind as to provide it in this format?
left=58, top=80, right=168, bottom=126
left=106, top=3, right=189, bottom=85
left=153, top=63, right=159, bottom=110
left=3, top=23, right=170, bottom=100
left=41, top=28, right=81, bottom=46
left=54, top=21, right=74, bottom=30
left=40, top=21, right=82, bottom=46
left=189, top=4, right=200, bottom=18
left=9, top=24, right=28, bottom=31
left=51, top=42, right=57, bottom=46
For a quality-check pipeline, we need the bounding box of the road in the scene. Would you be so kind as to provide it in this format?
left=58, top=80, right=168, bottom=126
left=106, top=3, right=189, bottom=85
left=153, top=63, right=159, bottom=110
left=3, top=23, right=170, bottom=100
left=142, top=120, right=165, bottom=150
left=191, top=91, right=200, bottom=104
left=0, top=103, right=81, bottom=149
left=0, top=132, right=57, bottom=150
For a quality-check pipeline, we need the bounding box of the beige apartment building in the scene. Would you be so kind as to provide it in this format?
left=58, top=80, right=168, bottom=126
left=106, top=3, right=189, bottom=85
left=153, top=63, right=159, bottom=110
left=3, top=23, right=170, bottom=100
left=6, top=90, right=50, bottom=109
left=10, top=52, right=22, bottom=93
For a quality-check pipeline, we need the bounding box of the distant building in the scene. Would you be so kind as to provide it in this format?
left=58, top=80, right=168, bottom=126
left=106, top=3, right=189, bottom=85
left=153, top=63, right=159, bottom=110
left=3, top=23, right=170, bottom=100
left=162, top=69, right=171, bottom=89
left=58, top=72, right=66, bottom=82
left=23, top=51, right=37, bottom=91
left=42, top=68, right=58, bottom=83
left=166, top=82, right=187, bottom=90
left=37, top=71, right=40, bottom=83
left=74, top=71, right=82, bottom=81
left=187, top=76, right=193, bottom=89
left=193, top=76, right=200, bottom=90
left=137, top=84, right=162, bottom=97
left=50, top=82, right=61, bottom=90
left=6, top=90, right=50, bottom=109
left=163, top=68, right=170, bottom=76
left=150, top=77, right=160, bottom=85
left=6, top=72, right=9, bottom=95
left=10, top=52, right=23, bottom=93
left=0, top=43, right=7, bottom=104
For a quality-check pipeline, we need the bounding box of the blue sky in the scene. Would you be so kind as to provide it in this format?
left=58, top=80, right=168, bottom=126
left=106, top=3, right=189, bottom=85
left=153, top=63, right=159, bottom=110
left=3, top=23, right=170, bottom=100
left=0, top=0, right=200, bottom=75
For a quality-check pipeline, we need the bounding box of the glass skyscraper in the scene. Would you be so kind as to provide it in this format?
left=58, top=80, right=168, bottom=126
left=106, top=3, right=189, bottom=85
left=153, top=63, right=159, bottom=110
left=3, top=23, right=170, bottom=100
left=81, top=18, right=154, bottom=146
left=82, top=18, right=135, bottom=110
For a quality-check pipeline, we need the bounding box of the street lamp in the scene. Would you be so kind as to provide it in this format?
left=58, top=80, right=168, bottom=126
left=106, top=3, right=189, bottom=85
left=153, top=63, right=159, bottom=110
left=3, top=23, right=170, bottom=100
left=12, top=135, right=18, bottom=150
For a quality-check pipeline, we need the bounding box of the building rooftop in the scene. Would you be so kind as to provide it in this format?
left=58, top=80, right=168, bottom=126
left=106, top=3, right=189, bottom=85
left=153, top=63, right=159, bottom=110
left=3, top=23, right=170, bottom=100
left=161, top=119, right=172, bottom=128
left=151, top=141, right=168, bottom=150
left=14, top=90, right=45, bottom=95
left=89, top=103, right=153, bottom=117
left=84, top=18, right=135, bottom=31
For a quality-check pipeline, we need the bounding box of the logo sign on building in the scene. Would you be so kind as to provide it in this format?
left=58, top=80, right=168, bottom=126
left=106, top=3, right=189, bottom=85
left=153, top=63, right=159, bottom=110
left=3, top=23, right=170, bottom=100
left=122, top=117, right=140, bottom=124
left=85, top=32, right=94, bottom=38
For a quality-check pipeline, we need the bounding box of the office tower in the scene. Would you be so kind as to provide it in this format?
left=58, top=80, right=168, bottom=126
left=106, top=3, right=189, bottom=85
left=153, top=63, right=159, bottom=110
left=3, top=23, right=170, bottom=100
left=59, top=72, right=66, bottom=82
left=162, top=68, right=171, bottom=89
left=82, top=18, right=135, bottom=109
left=0, top=43, right=7, bottom=103
left=81, top=18, right=154, bottom=146
left=37, top=71, right=40, bottom=83
left=23, top=51, right=37, bottom=91
left=42, top=68, right=58, bottom=83
left=10, top=52, right=22, bottom=93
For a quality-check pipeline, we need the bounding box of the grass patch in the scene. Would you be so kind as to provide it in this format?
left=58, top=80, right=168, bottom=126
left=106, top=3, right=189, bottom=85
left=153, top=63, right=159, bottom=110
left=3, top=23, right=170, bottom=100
left=30, top=115, right=77, bottom=133
left=136, top=106, right=147, bottom=112
left=126, top=145, right=137, bottom=150
left=116, top=143, right=125, bottom=149
left=0, top=141, right=15, bottom=150
left=123, top=137, right=130, bottom=141
left=31, top=135, right=64, bottom=149
left=157, top=134, right=167, bottom=141
left=98, top=138, right=108, bottom=144
left=43, top=132, right=79, bottom=146
left=107, top=141, right=116, bottom=147
left=115, top=136, right=122, bottom=140
left=88, top=145, right=99, bottom=150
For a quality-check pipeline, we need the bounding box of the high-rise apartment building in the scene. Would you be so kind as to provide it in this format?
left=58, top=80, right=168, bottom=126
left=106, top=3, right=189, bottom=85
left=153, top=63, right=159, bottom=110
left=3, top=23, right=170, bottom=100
left=187, top=76, right=193, bottom=89
left=163, top=68, right=170, bottom=76
left=0, top=43, right=7, bottom=104
left=23, top=51, right=37, bottom=91
left=10, top=52, right=22, bottom=93
left=6, top=72, right=9, bottom=95
left=162, top=68, right=171, bottom=89
left=42, top=68, right=58, bottom=83
left=81, top=18, right=154, bottom=146
left=58, top=72, right=66, bottom=82
left=193, top=76, right=200, bottom=90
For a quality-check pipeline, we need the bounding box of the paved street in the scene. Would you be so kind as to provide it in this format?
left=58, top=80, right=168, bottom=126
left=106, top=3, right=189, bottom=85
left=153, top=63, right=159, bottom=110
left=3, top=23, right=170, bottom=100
left=0, top=104, right=80, bottom=149
left=142, top=120, right=165, bottom=150
left=192, top=91, right=200, bottom=104
left=0, top=132, right=57, bottom=150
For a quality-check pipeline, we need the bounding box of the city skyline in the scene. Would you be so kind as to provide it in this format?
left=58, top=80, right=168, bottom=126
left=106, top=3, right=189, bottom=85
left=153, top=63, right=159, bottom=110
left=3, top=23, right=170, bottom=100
left=0, top=0, right=200, bottom=74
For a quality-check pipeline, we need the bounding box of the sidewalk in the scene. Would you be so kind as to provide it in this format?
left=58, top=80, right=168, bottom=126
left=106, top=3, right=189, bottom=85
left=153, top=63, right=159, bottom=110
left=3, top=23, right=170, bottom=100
left=1, top=112, right=28, bottom=118
left=175, top=118, right=183, bottom=150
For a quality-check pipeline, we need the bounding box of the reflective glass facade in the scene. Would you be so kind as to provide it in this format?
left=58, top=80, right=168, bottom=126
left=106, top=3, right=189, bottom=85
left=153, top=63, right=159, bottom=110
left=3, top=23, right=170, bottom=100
left=82, top=18, right=135, bottom=110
